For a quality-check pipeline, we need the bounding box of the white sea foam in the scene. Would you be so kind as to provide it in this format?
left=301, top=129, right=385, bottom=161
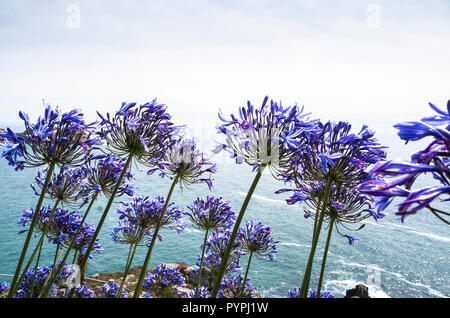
left=237, top=192, right=287, bottom=205
left=183, top=228, right=202, bottom=234
left=408, top=230, right=450, bottom=243
left=324, top=278, right=390, bottom=298
left=279, top=242, right=310, bottom=248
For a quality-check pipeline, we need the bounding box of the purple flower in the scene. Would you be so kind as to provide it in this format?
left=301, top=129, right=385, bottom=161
left=216, top=96, right=317, bottom=176
left=77, top=154, right=135, bottom=200
left=111, top=196, right=184, bottom=246
left=96, top=281, right=128, bottom=298
left=288, top=288, right=334, bottom=298
left=142, top=264, right=185, bottom=298
left=237, top=220, right=278, bottom=260
left=97, top=100, right=181, bottom=166
left=200, top=231, right=245, bottom=276
left=30, top=166, right=84, bottom=208
left=1, top=105, right=98, bottom=171
left=183, top=287, right=211, bottom=298
left=359, top=101, right=450, bottom=223
left=186, top=196, right=236, bottom=232
left=13, top=262, right=74, bottom=298
left=149, top=138, right=216, bottom=190
left=343, top=235, right=359, bottom=245
left=218, top=275, right=258, bottom=298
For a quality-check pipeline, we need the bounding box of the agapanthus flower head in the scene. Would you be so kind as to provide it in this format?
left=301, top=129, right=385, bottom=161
left=13, top=262, right=73, bottom=298
left=359, top=100, right=450, bottom=224
left=97, top=100, right=181, bottom=165
left=31, top=165, right=83, bottom=208
left=200, top=231, right=244, bottom=276
left=218, top=275, right=258, bottom=298
left=186, top=196, right=236, bottom=232
left=95, top=281, right=128, bottom=298
left=277, top=180, right=375, bottom=242
left=77, top=154, right=135, bottom=200
left=18, top=206, right=103, bottom=256
left=111, top=196, right=184, bottom=246
left=148, top=137, right=217, bottom=190
left=142, top=264, right=185, bottom=298
left=215, top=96, right=318, bottom=176
left=237, top=220, right=278, bottom=260
left=69, top=221, right=104, bottom=257
left=182, top=287, right=211, bottom=298
left=283, top=121, right=387, bottom=187
left=0, top=104, right=98, bottom=171
left=73, top=282, right=95, bottom=298
left=394, top=101, right=450, bottom=142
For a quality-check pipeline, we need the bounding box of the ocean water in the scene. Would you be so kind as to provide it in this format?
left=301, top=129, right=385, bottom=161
left=0, top=153, right=448, bottom=298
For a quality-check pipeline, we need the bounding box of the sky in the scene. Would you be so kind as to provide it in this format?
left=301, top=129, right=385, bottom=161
left=0, top=0, right=449, bottom=157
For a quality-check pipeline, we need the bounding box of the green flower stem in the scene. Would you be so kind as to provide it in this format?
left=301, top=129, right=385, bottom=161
left=298, top=176, right=333, bottom=298
left=67, top=153, right=134, bottom=298
left=29, top=240, right=44, bottom=297
left=316, top=218, right=334, bottom=298
left=40, top=192, right=99, bottom=298
left=117, top=240, right=139, bottom=298
left=211, top=165, right=266, bottom=298
left=133, top=175, right=180, bottom=298
left=240, top=251, right=253, bottom=297
left=10, top=198, right=61, bottom=297
left=195, top=227, right=209, bottom=298
left=8, top=161, right=56, bottom=297
left=37, top=245, right=65, bottom=298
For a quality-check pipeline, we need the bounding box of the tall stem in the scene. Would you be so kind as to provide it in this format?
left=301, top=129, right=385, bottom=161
left=211, top=165, right=265, bottom=298
left=29, top=240, right=44, bottom=297
left=8, top=161, right=56, bottom=297
left=117, top=240, right=139, bottom=298
left=133, top=175, right=180, bottom=298
left=195, top=228, right=209, bottom=298
left=67, top=153, right=133, bottom=298
left=298, top=176, right=333, bottom=298
left=11, top=198, right=61, bottom=296
left=40, top=192, right=99, bottom=298
left=240, top=251, right=253, bottom=297
left=316, top=219, right=334, bottom=298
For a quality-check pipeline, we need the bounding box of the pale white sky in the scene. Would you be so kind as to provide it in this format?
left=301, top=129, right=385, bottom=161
left=0, top=0, right=449, bottom=157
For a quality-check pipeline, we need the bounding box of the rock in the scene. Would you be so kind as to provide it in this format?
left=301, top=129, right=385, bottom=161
left=344, top=284, right=370, bottom=298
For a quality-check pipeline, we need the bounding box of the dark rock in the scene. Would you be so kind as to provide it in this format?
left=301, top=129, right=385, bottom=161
left=344, top=284, right=370, bottom=298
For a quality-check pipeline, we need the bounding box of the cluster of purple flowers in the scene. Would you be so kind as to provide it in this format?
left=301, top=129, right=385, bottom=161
left=287, top=288, right=334, bottom=298
left=142, top=264, right=186, bottom=298
left=200, top=232, right=245, bottom=277
left=13, top=262, right=74, bottom=298
left=218, top=275, right=258, bottom=298
left=358, top=101, right=450, bottom=223
left=97, top=100, right=180, bottom=165
left=95, top=281, right=128, bottom=298
left=148, top=138, right=217, bottom=190
left=237, top=220, right=278, bottom=260
left=111, top=196, right=184, bottom=246
left=186, top=196, right=235, bottom=232
left=2, top=95, right=447, bottom=299
left=0, top=105, right=97, bottom=171
left=77, top=154, right=135, bottom=201
left=18, top=206, right=103, bottom=255
left=215, top=96, right=318, bottom=176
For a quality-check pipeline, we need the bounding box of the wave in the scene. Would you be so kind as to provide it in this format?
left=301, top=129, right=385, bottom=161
left=237, top=192, right=288, bottom=205
left=324, top=278, right=390, bottom=298
left=364, top=220, right=450, bottom=243
left=279, top=242, right=310, bottom=248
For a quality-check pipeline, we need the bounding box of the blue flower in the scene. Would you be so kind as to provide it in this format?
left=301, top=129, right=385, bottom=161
left=142, top=264, right=185, bottom=298
left=186, top=196, right=236, bottom=232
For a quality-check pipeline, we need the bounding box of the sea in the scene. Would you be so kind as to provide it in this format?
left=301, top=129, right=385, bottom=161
left=0, top=131, right=448, bottom=298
